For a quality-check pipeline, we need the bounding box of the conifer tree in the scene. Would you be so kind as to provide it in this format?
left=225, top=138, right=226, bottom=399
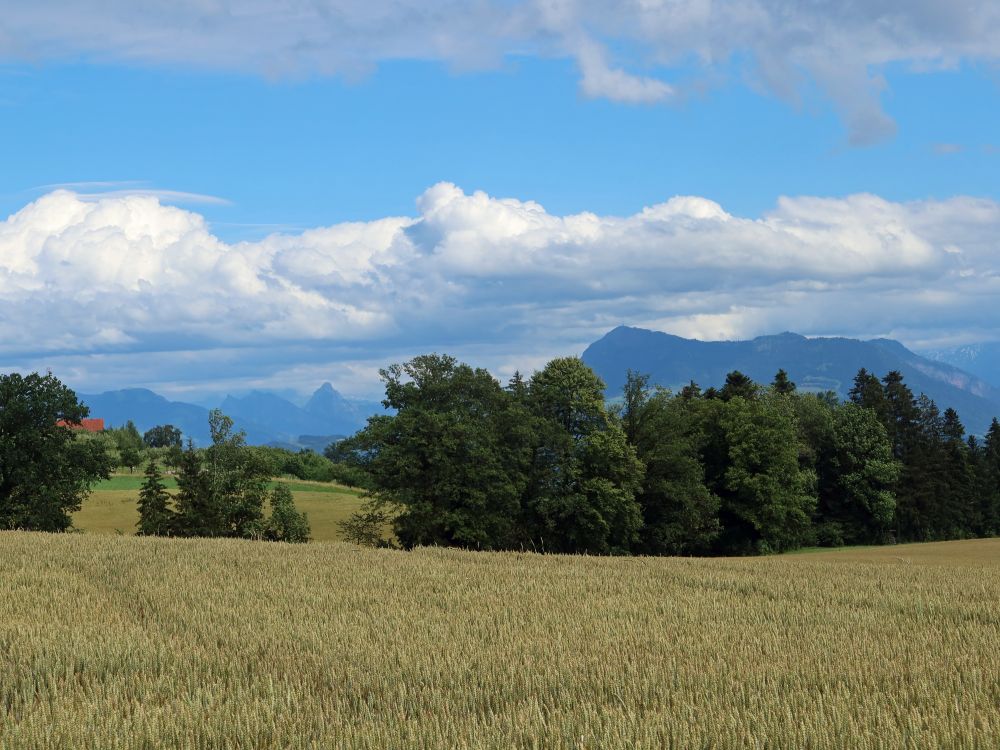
left=938, top=408, right=977, bottom=538
left=980, top=419, right=1000, bottom=536
left=679, top=380, right=702, bottom=400
left=171, top=441, right=221, bottom=537
left=719, top=371, right=758, bottom=401
left=137, top=460, right=173, bottom=536
left=771, top=369, right=796, bottom=395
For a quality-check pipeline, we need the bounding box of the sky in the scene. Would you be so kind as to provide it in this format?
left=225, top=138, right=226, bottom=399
left=1, top=0, right=999, bottom=402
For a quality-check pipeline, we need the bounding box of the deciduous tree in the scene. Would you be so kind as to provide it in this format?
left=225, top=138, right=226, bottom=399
left=0, top=372, right=112, bottom=532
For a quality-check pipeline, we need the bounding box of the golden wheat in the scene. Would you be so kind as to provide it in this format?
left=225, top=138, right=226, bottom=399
left=1, top=533, right=997, bottom=749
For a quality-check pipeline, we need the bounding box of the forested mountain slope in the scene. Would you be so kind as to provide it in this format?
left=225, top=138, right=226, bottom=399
left=583, top=326, right=1000, bottom=434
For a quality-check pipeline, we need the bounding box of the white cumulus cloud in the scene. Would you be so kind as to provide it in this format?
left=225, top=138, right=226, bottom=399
left=2, top=183, right=1000, bottom=395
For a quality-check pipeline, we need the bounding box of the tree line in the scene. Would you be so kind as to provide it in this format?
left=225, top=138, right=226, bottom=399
left=0, top=372, right=309, bottom=542
left=86, top=419, right=359, bottom=486
left=336, top=354, right=1000, bottom=555
left=137, top=410, right=310, bottom=543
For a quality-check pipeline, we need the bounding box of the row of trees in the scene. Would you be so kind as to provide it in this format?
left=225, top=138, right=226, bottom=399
left=137, top=411, right=310, bottom=542
left=337, top=355, right=1000, bottom=555
left=73, top=421, right=182, bottom=475
left=83, top=418, right=359, bottom=485
left=0, top=370, right=310, bottom=543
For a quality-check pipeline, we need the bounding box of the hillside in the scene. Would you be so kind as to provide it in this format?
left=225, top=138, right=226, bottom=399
left=1, top=533, right=997, bottom=748
left=922, top=342, right=1000, bottom=389
left=583, top=326, right=1000, bottom=434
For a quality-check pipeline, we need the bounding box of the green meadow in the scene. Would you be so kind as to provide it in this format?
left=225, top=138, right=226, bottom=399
left=73, top=475, right=366, bottom=541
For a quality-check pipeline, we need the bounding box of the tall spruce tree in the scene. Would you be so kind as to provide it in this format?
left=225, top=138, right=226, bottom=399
left=771, top=369, right=796, bottom=395
left=171, top=441, right=222, bottom=537
left=979, top=419, right=1000, bottom=536
left=719, top=371, right=758, bottom=401
left=137, top=460, right=173, bottom=536
left=938, top=408, right=976, bottom=538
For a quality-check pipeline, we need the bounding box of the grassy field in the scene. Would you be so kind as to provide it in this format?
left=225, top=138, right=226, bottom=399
left=73, top=475, right=366, bottom=541
left=0, top=535, right=997, bottom=748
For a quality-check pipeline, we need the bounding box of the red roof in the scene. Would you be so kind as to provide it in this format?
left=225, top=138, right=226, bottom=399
left=56, top=418, right=105, bottom=433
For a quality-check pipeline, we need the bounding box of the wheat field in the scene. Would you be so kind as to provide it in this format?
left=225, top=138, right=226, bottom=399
left=1, top=533, right=997, bottom=749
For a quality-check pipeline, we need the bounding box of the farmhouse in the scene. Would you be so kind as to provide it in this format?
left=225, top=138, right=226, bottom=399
left=56, top=418, right=105, bottom=433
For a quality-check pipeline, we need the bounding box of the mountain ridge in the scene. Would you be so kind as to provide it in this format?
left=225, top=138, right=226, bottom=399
left=582, top=326, right=1000, bottom=435
left=79, top=383, right=380, bottom=447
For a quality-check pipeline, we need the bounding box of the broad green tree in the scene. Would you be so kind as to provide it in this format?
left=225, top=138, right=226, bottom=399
left=204, top=410, right=270, bottom=537
left=0, top=372, right=112, bottom=531
left=347, top=354, right=533, bottom=550
left=715, top=394, right=817, bottom=553
left=143, top=424, right=183, bottom=449
left=265, top=484, right=310, bottom=543
left=120, top=445, right=143, bottom=474
left=523, top=358, right=644, bottom=555
left=819, top=403, right=900, bottom=545
left=169, top=411, right=294, bottom=540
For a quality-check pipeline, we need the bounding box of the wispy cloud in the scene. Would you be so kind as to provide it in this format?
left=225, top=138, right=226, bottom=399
left=933, top=143, right=964, bottom=155
left=74, top=189, right=232, bottom=206
left=2, top=1, right=1000, bottom=144
left=32, top=180, right=146, bottom=191
left=27, top=182, right=231, bottom=206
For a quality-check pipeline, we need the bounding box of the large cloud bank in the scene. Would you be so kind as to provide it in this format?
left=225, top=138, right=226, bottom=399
left=1, top=184, right=998, bottom=395
left=3, top=1, right=1000, bottom=143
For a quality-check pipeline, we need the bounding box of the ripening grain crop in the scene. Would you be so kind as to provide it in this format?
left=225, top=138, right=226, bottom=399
left=1, top=534, right=998, bottom=749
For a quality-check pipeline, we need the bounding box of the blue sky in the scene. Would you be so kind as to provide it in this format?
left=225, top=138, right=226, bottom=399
left=1, top=1, right=999, bottom=400
left=3, top=59, right=998, bottom=236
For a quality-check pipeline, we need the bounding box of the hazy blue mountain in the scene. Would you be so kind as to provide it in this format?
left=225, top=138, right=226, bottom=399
left=80, top=383, right=381, bottom=447
left=304, top=383, right=381, bottom=435
left=79, top=389, right=234, bottom=445
left=582, top=326, right=1000, bottom=435
left=221, top=391, right=328, bottom=443
left=920, top=343, right=1000, bottom=390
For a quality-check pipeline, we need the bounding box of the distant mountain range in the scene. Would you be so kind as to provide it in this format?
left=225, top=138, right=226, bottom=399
left=582, top=326, right=1000, bottom=435
left=79, top=328, right=1000, bottom=444
left=920, top=343, right=1000, bottom=390
left=80, top=383, right=382, bottom=448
